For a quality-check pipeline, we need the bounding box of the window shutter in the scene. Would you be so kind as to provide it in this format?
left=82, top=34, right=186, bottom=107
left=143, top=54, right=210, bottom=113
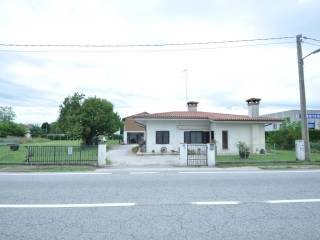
left=184, top=131, right=190, bottom=143
left=222, top=131, right=228, bottom=149
left=156, top=132, right=161, bottom=144
left=210, top=131, right=215, bottom=142
left=164, top=131, right=169, bottom=144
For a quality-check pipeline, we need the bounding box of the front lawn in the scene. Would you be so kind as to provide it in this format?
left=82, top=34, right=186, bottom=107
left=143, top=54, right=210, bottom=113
left=216, top=150, right=320, bottom=163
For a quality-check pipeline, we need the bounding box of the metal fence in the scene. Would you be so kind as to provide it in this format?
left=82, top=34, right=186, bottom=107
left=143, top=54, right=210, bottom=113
left=187, top=144, right=208, bottom=166
left=26, top=145, right=98, bottom=165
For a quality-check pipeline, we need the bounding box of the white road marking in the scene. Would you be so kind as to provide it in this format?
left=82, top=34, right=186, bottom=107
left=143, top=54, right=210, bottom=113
left=0, top=172, right=113, bottom=176
left=129, top=172, right=159, bottom=175
left=0, top=203, right=135, bottom=208
left=191, top=201, right=240, bottom=205
left=265, top=199, right=320, bottom=204
left=179, top=170, right=320, bottom=174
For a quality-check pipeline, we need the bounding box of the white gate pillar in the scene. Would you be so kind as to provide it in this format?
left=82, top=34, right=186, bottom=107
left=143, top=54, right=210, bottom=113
left=98, top=144, right=107, bottom=167
left=207, top=143, right=216, bottom=167
left=179, top=143, right=188, bottom=166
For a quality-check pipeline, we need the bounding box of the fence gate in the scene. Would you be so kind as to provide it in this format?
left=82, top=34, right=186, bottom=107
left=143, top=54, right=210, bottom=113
left=187, top=144, right=208, bottom=166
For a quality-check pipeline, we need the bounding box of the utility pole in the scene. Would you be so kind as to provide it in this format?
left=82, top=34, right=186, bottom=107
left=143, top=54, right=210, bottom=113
left=296, top=34, right=310, bottom=161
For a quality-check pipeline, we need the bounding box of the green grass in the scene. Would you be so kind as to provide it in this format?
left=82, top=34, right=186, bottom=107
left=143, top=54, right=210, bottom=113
left=0, top=138, right=119, bottom=165
left=0, top=141, right=96, bottom=165
left=0, top=146, right=27, bottom=164
left=217, top=162, right=320, bottom=169
left=0, top=165, right=95, bottom=172
left=107, top=139, right=120, bottom=145
left=216, top=150, right=320, bottom=163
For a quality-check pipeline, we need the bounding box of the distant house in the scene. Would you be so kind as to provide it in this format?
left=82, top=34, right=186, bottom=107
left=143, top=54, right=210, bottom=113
left=133, top=99, right=281, bottom=155
left=122, top=112, right=148, bottom=144
left=263, top=110, right=320, bottom=131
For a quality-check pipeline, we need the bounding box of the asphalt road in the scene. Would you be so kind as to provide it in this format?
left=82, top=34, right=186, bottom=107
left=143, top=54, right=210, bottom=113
left=0, top=169, right=320, bottom=240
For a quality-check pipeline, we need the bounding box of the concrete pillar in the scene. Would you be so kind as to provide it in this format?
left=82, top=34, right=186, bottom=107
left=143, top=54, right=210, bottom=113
left=123, top=132, right=127, bottom=144
left=295, top=140, right=305, bottom=161
left=98, top=144, right=107, bottom=167
left=207, top=143, right=216, bottom=167
left=179, top=143, right=188, bottom=166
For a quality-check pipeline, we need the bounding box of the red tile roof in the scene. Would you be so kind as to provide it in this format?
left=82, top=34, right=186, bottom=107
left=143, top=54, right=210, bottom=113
left=123, top=112, right=149, bottom=120
left=134, top=111, right=282, bottom=122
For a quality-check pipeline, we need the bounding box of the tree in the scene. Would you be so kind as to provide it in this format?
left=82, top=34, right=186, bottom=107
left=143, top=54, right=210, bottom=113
left=0, top=106, right=25, bottom=137
left=0, top=121, right=25, bottom=137
left=266, top=118, right=301, bottom=149
left=41, top=122, right=50, bottom=134
left=57, top=93, right=121, bottom=144
left=0, top=106, right=16, bottom=122
left=80, top=97, right=121, bottom=144
left=30, top=125, right=43, bottom=138
left=57, top=93, right=84, bottom=138
left=49, top=121, right=62, bottom=134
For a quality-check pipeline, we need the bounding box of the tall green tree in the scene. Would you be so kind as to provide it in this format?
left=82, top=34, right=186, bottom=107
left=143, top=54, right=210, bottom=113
left=57, top=93, right=84, bottom=138
left=57, top=93, right=121, bottom=144
left=80, top=97, right=121, bottom=144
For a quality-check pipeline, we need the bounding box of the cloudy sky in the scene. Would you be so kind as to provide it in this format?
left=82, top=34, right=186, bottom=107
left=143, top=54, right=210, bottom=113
left=0, top=0, right=319, bottom=124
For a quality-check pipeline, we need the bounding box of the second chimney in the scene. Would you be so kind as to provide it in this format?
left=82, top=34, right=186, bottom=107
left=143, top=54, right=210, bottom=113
left=187, top=101, right=199, bottom=112
left=246, top=98, right=261, bottom=117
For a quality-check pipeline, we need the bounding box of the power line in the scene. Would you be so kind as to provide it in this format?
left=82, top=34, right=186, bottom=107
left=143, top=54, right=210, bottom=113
left=0, top=36, right=295, bottom=48
left=303, top=41, right=320, bottom=47
left=303, top=36, right=320, bottom=42
left=0, top=41, right=295, bottom=53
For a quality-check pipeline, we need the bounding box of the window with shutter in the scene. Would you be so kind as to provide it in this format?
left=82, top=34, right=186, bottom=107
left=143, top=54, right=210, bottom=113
left=222, top=131, right=228, bottom=149
left=156, top=131, right=169, bottom=144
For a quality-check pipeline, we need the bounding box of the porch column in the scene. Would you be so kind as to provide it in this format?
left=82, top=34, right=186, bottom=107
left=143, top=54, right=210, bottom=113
left=123, top=132, right=127, bottom=144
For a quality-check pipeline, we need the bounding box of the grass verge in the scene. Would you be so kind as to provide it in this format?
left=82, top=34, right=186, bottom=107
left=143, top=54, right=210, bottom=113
left=0, top=165, right=96, bottom=172
left=217, top=161, right=320, bottom=169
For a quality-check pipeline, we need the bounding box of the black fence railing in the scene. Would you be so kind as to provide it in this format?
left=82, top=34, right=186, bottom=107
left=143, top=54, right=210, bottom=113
left=187, top=144, right=208, bottom=166
left=26, top=145, right=98, bottom=165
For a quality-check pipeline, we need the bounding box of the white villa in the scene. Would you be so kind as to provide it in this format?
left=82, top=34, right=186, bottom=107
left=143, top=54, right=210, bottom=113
left=132, top=98, right=282, bottom=155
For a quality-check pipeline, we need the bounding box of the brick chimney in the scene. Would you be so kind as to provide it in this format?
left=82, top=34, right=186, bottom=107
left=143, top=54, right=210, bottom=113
left=187, top=101, right=198, bottom=112
left=246, top=98, right=261, bottom=117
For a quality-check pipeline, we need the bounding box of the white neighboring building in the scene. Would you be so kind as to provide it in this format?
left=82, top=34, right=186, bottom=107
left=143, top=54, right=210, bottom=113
left=263, top=110, right=320, bottom=131
left=134, top=99, right=281, bottom=155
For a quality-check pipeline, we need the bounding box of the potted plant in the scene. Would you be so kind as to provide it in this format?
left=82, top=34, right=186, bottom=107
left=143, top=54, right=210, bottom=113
left=236, top=141, right=250, bottom=159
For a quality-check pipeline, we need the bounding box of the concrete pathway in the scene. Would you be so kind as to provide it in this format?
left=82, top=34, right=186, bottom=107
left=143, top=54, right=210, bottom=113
left=107, top=144, right=179, bottom=167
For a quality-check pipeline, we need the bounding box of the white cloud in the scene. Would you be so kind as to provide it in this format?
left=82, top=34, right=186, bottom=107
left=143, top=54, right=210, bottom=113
left=0, top=0, right=319, bottom=123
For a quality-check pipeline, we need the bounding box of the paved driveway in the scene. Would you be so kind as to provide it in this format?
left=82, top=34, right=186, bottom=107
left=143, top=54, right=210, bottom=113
left=107, top=144, right=179, bottom=167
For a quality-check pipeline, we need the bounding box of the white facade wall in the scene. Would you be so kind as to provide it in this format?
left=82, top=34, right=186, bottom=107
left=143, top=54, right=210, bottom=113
left=145, top=120, right=209, bottom=153
left=210, top=122, right=265, bottom=155
left=145, top=120, right=266, bottom=155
